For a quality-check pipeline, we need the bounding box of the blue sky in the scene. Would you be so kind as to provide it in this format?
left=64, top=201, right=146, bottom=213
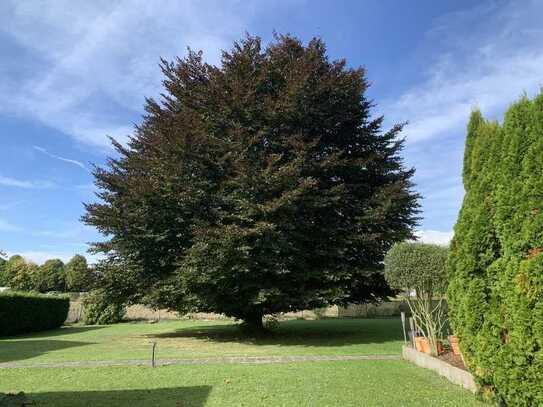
left=1, top=0, right=542, bottom=263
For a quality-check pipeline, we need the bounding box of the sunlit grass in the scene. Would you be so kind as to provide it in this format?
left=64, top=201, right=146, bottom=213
left=0, top=318, right=404, bottom=364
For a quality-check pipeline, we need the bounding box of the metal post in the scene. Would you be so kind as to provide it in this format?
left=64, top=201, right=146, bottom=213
left=409, top=317, right=417, bottom=348
left=151, top=342, right=157, bottom=368
left=400, top=311, right=407, bottom=344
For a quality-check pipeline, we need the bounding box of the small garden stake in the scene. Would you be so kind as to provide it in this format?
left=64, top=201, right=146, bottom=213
left=400, top=312, right=407, bottom=344
left=409, top=317, right=415, bottom=348
left=151, top=342, right=157, bottom=368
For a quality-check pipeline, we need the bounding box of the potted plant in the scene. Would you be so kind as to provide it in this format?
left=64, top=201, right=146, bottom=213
left=448, top=334, right=461, bottom=356
left=415, top=336, right=445, bottom=355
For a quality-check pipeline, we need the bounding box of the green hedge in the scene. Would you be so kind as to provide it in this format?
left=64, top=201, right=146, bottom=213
left=448, top=93, right=543, bottom=405
left=0, top=291, right=69, bottom=336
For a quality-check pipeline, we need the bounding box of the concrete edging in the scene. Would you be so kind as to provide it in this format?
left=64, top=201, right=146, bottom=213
left=402, top=346, right=477, bottom=393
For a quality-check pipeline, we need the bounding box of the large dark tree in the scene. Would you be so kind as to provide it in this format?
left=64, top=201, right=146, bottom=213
left=84, top=35, right=419, bottom=330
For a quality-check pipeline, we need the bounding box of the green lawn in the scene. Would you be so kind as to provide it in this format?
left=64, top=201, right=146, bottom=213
left=0, top=318, right=404, bottom=364
left=0, top=318, right=486, bottom=406
left=0, top=361, right=485, bottom=406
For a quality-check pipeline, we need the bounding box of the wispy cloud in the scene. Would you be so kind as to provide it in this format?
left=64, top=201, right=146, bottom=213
left=383, top=0, right=543, bottom=144
left=0, top=216, right=90, bottom=240
left=0, top=175, right=55, bottom=189
left=0, top=1, right=259, bottom=148
left=378, top=0, right=543, bottom=234
left=33, top=145, right=86, bottom=170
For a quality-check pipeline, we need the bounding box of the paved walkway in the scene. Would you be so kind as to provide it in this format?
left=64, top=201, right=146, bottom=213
left=0, top=354, right=400, bottom=369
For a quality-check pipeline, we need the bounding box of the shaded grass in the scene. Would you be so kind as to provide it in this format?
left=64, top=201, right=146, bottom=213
left=0, top=386, right=211, bottom=407
left=0, top=318, right=404, bottom=365
left=0, top=361, right=485, bottom=406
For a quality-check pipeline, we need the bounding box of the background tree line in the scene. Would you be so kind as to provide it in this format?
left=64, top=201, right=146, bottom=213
left=0, top=251, right=95, bottom=293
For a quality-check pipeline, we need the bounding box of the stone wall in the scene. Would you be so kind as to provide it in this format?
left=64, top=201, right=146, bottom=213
left=65, top=298, right=405, bottom=324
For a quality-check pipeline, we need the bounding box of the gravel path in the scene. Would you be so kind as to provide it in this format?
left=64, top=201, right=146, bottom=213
left=0, top=354, right=400, bottom=369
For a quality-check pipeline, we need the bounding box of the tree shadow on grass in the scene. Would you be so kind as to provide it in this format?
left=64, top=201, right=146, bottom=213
left=1, top=325, right=105, bottom=340
left=0, top=386, right=212, bottom=407
left=146, top=318, right=403, bottom=348
left=0, top=340, right=93, bottom=364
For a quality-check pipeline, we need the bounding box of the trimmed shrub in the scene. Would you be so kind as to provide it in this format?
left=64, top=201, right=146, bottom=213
left=448, top=93, right=543, bottom=405
left=384, top=242, right=448, bottom=355
left=82, top=290, right=125, bottom=325
left=0, top=291, right=69, bottom=336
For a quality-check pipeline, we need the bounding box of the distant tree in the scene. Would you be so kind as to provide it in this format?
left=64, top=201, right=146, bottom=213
left=84, top=34, right=419, bottom=330
left=2, top=255, right=26, bottom=287
left=34, top=259, right=66, bottom=292
left=65, top=255, right=94, bottom=292
left=384, top=242, right=448, bottom=356
left=11, top=262, right=39, bottom=291
left=0, top=251, right=6, bottom=286
left=82, top=288, right=126, bottom=325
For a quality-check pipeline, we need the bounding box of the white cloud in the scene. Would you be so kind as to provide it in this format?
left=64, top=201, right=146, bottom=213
left=415, top=230, right=453, bottom=246
left=0, top=216, right=91, bottom=240
left=0, top=1, right=258, bottom=148
left=383, top=0, right=543, bottom=145
left=0, top=175, right=55, bottom=189
left=33, top=146, right=87, bottom=170
left=5, top=250, right=101, bottom=265
left=6, top=251, right=73, bottom=264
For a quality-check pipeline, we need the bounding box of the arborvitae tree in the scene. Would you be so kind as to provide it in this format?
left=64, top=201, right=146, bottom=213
left=84, top=35, right=419, bottom=330
left=448, top=93, right=543, bottom=405
left=65, top=255, right=93, bottom=292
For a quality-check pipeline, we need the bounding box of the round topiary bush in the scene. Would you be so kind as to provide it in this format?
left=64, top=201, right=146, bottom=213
left=448, top=93, right=543, bottom=405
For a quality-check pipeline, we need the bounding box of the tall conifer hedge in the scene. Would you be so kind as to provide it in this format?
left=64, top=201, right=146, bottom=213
left=448, top=93, right=543, bottom=405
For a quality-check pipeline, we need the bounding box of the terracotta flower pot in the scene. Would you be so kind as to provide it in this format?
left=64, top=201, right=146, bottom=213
left=415, top=336, right=430, bottom=353
left=415, top=336, right=444, bottom=355
left=448, top=335, right=461, bottom=356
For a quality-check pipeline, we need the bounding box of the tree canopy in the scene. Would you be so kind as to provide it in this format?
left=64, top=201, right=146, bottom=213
left=84, top=34, right=419, bottom=329
left=65, top=255, right=94, bottom=292
left=1, top=255, right=26, bottom=287
left=34, top=259, right=66, bottom=292
left=385, top=242, right=448, bottom=296
left=0, top=251, right=6, bottom=286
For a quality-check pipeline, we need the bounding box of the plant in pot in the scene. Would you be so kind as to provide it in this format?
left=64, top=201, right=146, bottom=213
left=384, top=242, right=449, bottom=357
left=447, top=334, right=461, bottom=356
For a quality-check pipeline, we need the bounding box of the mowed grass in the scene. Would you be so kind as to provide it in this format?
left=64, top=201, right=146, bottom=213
left=0, top=319, right=485, bottom=406
left=0, top=318, right=404, bottom=365
left=0, top=361, right=486, bottom=406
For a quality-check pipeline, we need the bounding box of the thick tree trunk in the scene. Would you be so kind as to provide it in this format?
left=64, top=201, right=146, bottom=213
left=242, top=311, right=265, bottom=332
